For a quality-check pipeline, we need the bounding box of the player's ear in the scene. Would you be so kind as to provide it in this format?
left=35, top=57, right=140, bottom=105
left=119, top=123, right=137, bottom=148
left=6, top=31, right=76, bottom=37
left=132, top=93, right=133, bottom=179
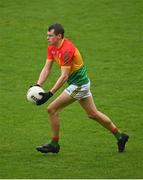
left=57, top=33, right=62, bottom=39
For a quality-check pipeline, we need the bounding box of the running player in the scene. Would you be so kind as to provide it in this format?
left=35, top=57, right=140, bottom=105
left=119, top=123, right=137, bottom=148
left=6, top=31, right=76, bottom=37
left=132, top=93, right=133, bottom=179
left=32, top=23, right=129, bottom=153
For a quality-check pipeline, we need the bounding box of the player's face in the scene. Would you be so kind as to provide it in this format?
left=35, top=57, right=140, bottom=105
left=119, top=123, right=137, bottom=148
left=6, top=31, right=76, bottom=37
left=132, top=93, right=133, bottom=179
left=47, top=29, right=61, bottom=46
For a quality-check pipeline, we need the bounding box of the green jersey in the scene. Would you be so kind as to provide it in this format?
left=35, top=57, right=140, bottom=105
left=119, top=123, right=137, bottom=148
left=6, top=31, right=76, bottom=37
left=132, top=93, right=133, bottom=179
left=67, top=66, right=89, bottom=86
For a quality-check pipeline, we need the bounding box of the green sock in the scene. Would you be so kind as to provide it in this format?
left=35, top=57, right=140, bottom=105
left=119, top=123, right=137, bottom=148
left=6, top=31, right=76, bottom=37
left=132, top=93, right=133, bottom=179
left=50, top=140, right=59, bottom=146
left=112, top=128, right=123, bottom=141
left=49, top=136, right=59, bottom=146
left=113, top=131, right=123, bottom=140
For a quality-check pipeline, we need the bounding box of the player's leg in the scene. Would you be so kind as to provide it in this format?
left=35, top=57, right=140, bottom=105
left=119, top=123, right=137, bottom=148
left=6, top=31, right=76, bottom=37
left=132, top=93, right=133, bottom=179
left=47, top=91, right=76, bottom=139
left=79, top=96, right=117, bottom=131
left=36, top=91, right=76, bottom=153
left=79, top=96, right=129, bottom=152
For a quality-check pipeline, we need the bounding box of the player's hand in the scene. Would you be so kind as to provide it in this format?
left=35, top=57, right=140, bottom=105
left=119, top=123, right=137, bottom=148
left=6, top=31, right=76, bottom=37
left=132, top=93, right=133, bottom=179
left=29, top=84, right=40, bottom=88
left=36, top=91, right=53, bottom=105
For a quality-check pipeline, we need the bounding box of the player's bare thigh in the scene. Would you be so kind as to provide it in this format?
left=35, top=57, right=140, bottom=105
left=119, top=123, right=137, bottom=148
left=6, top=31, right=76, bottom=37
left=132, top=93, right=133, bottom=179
left=47, top=90, right=76, bottom=112
left=79, top=95, right=98, bottom=115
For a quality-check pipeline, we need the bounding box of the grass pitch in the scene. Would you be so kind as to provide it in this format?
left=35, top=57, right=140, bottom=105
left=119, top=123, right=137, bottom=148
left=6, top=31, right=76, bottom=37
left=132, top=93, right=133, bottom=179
left=0, top=0, right=143, bottom=178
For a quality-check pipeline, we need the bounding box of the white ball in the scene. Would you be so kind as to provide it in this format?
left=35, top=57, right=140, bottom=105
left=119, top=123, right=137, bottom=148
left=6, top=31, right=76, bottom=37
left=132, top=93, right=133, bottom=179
left=27, top=86, right=45, bottom=104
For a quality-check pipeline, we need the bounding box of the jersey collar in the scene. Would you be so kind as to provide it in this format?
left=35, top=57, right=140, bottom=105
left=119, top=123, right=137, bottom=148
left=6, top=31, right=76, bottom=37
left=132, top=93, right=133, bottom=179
left=57, top=38, right=65, bottom=49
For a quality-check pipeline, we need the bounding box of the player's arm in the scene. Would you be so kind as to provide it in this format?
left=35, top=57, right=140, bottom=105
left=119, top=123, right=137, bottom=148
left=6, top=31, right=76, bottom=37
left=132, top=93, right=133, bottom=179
left=50, top=66, right=71, bottom=94
left=37, top=60, right=53, bottom=86
left=36, top=66, right=71, bottom=106
left=36, top=49, right=73, bottom=105
left=49, top=49, right=74, bottom=93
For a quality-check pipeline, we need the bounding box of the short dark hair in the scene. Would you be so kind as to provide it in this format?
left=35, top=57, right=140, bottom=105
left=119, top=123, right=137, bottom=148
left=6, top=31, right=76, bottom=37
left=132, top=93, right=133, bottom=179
left=48, top=23, right=64, bottom=38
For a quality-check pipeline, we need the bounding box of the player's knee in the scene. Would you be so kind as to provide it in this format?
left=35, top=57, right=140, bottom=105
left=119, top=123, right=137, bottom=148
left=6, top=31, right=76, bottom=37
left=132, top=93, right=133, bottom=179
left=87, top=110, right=98, bottom=119
left=88, top=110, right=99, bottom=119
left=47, top=105, right=57, bottom=115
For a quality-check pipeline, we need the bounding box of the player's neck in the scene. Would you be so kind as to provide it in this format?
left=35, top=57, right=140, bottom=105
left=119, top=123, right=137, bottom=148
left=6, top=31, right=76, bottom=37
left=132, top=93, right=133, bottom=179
left=55, top=38, right=64, bottom=48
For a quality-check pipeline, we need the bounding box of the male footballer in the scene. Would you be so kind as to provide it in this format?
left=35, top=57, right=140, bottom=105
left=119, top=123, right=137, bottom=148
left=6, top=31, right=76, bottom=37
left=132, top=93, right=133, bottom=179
left=32, top=23, right=129, bottom=153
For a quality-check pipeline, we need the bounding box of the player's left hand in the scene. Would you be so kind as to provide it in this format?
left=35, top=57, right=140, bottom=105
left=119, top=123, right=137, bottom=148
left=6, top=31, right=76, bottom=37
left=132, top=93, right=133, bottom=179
left=29, top=84, right=40, bottom=88
left=36, top=91, right=53, bottom=105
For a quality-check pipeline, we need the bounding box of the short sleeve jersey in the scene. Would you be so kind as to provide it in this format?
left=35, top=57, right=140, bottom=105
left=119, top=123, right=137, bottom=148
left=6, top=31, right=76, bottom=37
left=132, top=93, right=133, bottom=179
left=47, top=38, right=84, bottom=74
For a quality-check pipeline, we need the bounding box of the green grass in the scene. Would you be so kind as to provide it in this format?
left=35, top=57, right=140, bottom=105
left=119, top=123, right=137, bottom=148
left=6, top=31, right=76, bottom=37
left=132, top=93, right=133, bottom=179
left=0, top=0, right=143, bottom=178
